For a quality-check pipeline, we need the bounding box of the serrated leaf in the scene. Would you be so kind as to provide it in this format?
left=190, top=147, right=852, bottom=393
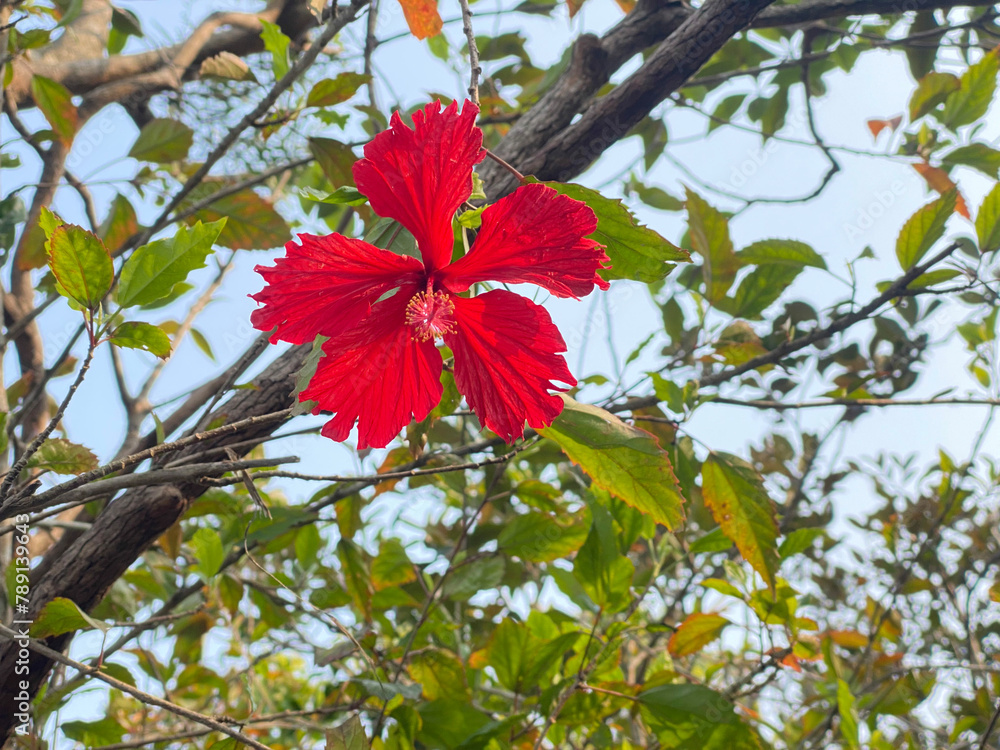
left=976, top=183, right=1000, bottom=254
left=396, top=0, right=443, bottom=39
left=541, top=180, right=689, bottom=283
left=539, top=395, right=685, bottom=529
left=941, top=49, right=998, bottom=129
left=686, top=188, right=739, bottom=303
left=307, top=72, right=371, bottom=107
left=118, top=219, right=225, bottom=307
left=27, top=438, right=98, bottom=475
left=701, top=452, right=779, bottom=592
left=200, top=51, right=258, bottom=82
left=31, top=75, right=78, bottom=143
left=128, top=118, right=194, bottom=163
left=191, top=527, right=224, bottom=580
left=667, top=612, right=729, bottom=657
left=46, top=224, right=113, bottom=310
left=908, top=71, right=961, bottom=120
left=736, top=239, right=826, bottom=269
left=31, top=596, right=110, bottom=638
left=895, top=189, right=955, bottom=269
left=259, top=20, right=291, bottom=79
left=109, top=321, right=172, bottom=359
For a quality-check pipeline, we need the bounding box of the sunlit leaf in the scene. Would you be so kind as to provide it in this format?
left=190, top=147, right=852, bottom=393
left=26, top=438, right=98, bottom=475
left=895, top=189, right=955, bottom=269
left=395, top=0, right=443, bottom=39
left=46, top=224, right=113, bottom=310
left=686, top=188, right=739, bottom=303
left=976, top=183, right=1000, bottom=254
left=667, top=612, right=729, bottom=657
left=31, top=75, right=78, bottom=143
left=128, top=118, right=194, bottom=163
left=109, top=321, right=172, bottom=359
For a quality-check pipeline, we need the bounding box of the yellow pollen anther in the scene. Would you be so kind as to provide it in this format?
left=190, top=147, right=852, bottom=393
left=405, top=291, right=456, bottom=341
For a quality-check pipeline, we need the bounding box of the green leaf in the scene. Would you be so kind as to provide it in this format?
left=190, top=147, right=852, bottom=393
left=837, top=679, right=860, bottom=748
left=327, top=714, right=368, bottom=750
left=720, top=264, right=802, bottom=319
left=31, top=75, right=78, bottom=143
left=442, top=556, right=505, bottom=601
left=908, top=71, right=961, bottom=120
left=640, top=684, right=761, bottom=749
left=46, top=224, right=113, bottom=310
left=538, top=395, right=685, bottom=529
left=941, top=50, right=998, bottom=129
left=310, top=137, right=357, bottom=187
left=61, top=717, right=126, bottom=746
left=118, top=219, right=225, bottom=307
left=292, top=334, right=328, bottom=416
left=498, top=511, right=589, bottom=562
left=408, top=648, right=469, bottom=701
left=190, top=527, right=224, bottom=580
left=573, top=501, right=634, bottom=612
left=686, top=188, right=739, bottom=303
left=27, top=438, right=98, bottom=475
left=299, top=186, right=368, bottom=206
left=667, top=612, right=729, bottom=657
left=199, top=51, right=258, bottom=82
left=905, top=11, right=938, bottom=81
left=701, top=453, right=779, bottom=592
left=779, top=527, right=825, bottom=559
left=688, top=526, right=734, bottom=554
left=630, top=179, right=685, bottom=211
left=941, top=143, right=1000, bottom=179
left=259, top=20, right=292, bottom=79
left=486, top=619, right=532, bottom=691
left=0, top=193, right=26, bottom=253
left=190, top=328, right=214, bottom=360
left=108, top=321, right=172, bottom=359
left=31, top=596, right=111, bottom=638
left=187, top=188, right=289, bottom=250
left=371, top=537, right=416, bottom=590
left=541, top=181, right=690, bottom=283
left=736, top=239, right=826, bottom=269
left=976, top=183, right=1000, bottom=254
left=307, top=72, right=371, bottom=107
left=127, top=118, right=194, bottom=163
left=895, top=189, right=955, bottom=269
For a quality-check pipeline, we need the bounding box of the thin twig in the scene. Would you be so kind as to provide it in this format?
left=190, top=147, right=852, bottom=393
left=458, top=0, right=481, bottom=106
left=0, top=623, right=273, bottom=750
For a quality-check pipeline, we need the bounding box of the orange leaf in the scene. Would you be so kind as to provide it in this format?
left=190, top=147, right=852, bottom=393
left=667, top=612, right=729, bottom=657
left=779, top=652, right=803, bottom=672
left=827, top=629, right=868, bottom=649
left=866, top=116, right=902, bottom=139
left=567, top=0, right=588, bottom=17
left=613, top=0, right=636, bottom=11
left=913, top=162, right=971, bottom=218
left=373, top=446, right=411, bottom=497
left=396, top=0, right=442, bottom=39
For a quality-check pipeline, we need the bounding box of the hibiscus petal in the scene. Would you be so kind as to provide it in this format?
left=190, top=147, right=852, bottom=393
left=445, top=290, right=575, bottom=442
left=353, top=100, right=484, bottom=273
left=441, top=182, right=610, bottom=298
left=300, top=290, right=443, bottom=450
left=251, top=233, right=424, bottom=345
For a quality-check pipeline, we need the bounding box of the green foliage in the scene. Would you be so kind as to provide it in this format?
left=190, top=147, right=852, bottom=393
left=46, top=223, right=113, bottom=310
left=118, top=220, right=225, bottom=307
left=307, top=73, right=371, bottom=107
left=539, top=396, right=686, bottom=529
left=127, top=118, right=194, bottom=163
left=31, top=597, right=111, bottom=638
left=259, top=20, right=292, bottom=79
left=542, top=180, right=690, bottom=282
left=30, top=75, right=77, bottom=143
left=976, top=183, right=1000, bottom=254
left=108, top=321, right=172, bottom=358
left=26, top=438, right=98, bottom=474
left=895, top=189, right=956, bottom=269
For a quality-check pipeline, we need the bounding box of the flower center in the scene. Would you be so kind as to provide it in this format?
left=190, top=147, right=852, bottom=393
left=405, top=290, right=456, bottom=341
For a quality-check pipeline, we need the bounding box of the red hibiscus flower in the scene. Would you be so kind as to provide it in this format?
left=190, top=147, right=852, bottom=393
left=251, top=100, right=610, bottom=449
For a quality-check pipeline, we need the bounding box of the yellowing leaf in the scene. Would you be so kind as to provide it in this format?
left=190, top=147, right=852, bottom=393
left=46, top=224, right=113, bottom=310
left=976, top=183, right=1000, bottom=253
left=539, top=396, right=685, bottom=529
left=941, top=48, right=999, bottom=129
left=912, top=163, right=969, bottom=218
left=27, top=438, right=98, bottom=475
left=908, top=72, right=960, bottom=120
left=685, top=188, right=739, bottom=303
left=395, top=0, right=442, bottom=40
left=668, top=612, right=729, bottom=657
left=895, top=189, right=956, bottom=270
left=701, top=453, right=779, bottom=591
left=30, top=597, right=110, bottom=638
left=199, top=51, right=258, bottom=82
left=31, top=75, right=78, bottom=143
